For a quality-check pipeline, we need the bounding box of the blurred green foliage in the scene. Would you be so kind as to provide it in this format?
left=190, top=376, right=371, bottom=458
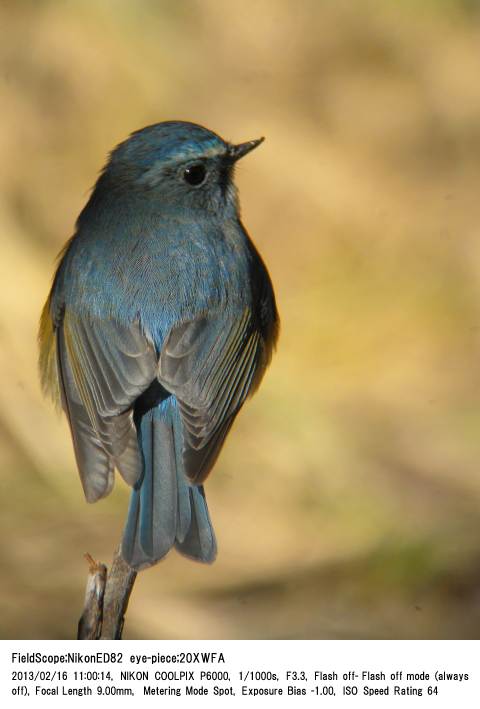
left=1, top=0, right=480, bottom=638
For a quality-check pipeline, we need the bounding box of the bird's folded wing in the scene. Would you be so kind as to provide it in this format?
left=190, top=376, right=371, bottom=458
left=158, top=308, right=263, bottom=483
left=58, top=311, right=158, bottom=501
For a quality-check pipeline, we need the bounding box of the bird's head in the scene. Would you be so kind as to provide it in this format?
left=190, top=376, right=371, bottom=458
left=101, top=121, right=264, bottom=218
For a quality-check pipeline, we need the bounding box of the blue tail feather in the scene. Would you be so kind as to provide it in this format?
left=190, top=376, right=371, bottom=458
left=175, top=486, right=217, bottom=562
left=121, top=398, right=217, bottom=570
left=172, top=409, right=191, bottom=543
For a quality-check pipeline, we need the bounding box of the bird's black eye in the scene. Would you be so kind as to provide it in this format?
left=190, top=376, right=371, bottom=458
left=183, top=163, right=207, bottom=186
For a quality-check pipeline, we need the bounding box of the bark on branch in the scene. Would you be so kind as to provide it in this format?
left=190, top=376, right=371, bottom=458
left=77, top=546, right=137, bottom=640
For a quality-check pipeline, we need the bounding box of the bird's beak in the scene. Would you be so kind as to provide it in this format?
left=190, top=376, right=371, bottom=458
left=228, top=137, right=265, bottom=162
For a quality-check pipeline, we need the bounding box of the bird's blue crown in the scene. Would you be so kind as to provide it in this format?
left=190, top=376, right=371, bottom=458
left=110, top=120, right=229, bottom=169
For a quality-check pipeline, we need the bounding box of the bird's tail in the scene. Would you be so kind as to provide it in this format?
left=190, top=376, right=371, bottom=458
left=121, top=399, right=217, bottom=570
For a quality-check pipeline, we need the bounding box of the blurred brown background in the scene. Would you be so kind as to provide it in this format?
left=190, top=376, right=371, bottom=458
left=1, top=0, right=480, bottom=639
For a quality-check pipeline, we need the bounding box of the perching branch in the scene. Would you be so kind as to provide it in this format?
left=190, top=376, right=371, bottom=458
left=77, top=546, right=137, bottom=640
left=100, top=547, right=137, bottom=639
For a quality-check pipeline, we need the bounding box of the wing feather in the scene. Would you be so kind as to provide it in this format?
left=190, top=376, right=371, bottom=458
left=58, top=311, right=157, bottom=500
left=159, top=309, right=266, bottom=483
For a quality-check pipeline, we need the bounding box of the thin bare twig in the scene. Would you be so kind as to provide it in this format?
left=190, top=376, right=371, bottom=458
left=77, top=553, right=107, bottom=640
left=100, top=547, right=137, bottom=639
left=77, top=546, right=137, bottom=640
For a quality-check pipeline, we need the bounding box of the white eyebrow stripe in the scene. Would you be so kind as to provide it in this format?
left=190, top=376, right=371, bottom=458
left=136, top=145, right=227, bottom=185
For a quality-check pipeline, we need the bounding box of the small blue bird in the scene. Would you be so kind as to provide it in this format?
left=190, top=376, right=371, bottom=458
left=38, top=121, right=279, bottom=570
